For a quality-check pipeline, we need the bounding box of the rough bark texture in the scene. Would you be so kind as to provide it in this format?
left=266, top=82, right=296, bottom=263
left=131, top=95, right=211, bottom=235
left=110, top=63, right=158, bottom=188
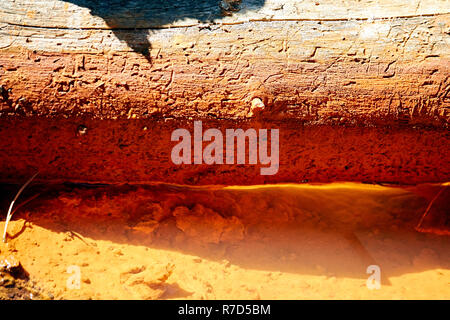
left=0, top=1, right=449, bottom=184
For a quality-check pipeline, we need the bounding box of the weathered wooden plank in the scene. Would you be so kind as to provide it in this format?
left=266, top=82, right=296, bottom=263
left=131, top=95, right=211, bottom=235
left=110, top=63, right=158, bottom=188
left=2, top=0, right=449, bottom=29
left=0, top=14, right=449, bottom=125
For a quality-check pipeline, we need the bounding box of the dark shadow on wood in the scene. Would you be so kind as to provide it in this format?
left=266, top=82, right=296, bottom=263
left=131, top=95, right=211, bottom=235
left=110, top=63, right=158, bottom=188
left=62, top=0, right=266, bottom=60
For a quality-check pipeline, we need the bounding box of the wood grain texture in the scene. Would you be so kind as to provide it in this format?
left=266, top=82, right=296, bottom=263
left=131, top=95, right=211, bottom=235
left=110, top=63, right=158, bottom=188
left=0, top=13, right=449, bottom=125
left=2, top=0, right=449, bottom=29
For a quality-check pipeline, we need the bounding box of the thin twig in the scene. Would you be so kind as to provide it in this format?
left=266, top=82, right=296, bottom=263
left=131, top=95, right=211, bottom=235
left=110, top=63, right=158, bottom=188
left=415, top=185, right=446, bottom=232
left=2, top=172, right=39, bottom=243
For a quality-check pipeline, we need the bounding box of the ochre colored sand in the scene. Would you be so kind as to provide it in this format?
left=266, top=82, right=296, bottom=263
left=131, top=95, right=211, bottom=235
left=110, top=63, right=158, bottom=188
left=0, top=183, right=448, bottom=299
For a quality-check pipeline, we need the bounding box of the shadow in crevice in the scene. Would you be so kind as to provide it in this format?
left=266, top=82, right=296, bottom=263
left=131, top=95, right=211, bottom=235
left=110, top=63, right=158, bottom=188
left=62, top=0, right=266, bottom=60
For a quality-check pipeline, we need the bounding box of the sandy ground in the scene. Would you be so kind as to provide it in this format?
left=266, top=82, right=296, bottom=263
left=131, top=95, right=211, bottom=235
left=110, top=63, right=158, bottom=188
left=0, top=182, right=449, bottom=300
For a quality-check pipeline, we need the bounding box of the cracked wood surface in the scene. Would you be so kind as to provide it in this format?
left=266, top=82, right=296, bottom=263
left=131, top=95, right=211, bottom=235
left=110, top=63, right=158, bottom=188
left=0, top=1, right=449, bottom=126
left=2, top=0, right=449, bottom=28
